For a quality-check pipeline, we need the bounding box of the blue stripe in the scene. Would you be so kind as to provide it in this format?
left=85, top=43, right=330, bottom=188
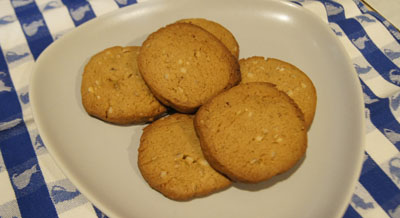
left=352, top=0, right=369, bottom=13
left=360, top=80, right=400, bottom=149
left=11, top=0, right=53, bottom=60
left=364, top=99, right=400, bottom=150
left=318, top=0, right=345, bottom=23
left=360, top=79, right=379, bottom=100
left=0, top=46, right=58, bottom=218
left=0, top=53, right=19, bottom=123
left=62, top=0, right=96, bottom=26
left=342, top=205, right=362, bottom=218
left=114, top=0, right=137, bottom=8
left=337, top=18, right=400, bottom=87
left=1, top=126, right=59, bottom=218
left=290, top=1, right=302, bottom=6
left=93, top=206, right=109, bottom=218
left=360, top=154, right=400, bottom=213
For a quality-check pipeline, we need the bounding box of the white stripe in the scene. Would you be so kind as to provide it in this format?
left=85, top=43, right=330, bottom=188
left=88, top=0, right=119, bottom=17
left=363, top=75, right=400, bottom=98
left=0, top=172, right=17, bottom=205
left=40, top=7, right=75, bottom=39
left=365, top=129, right=398, bottom=165
left=341, top=0, right=363, bottom=19
left=37, top=153, right=66, bottom=184
left=351, top=182, right=391, bottom=218
left=362, top=14, right=400, bottom=51
left=301, top=1, right=328, bottom=23
left=0, top=118, right=22, bottom=131
left=6, top=61, right=33, bottom=90
left=0, top=20, right=29, bottom=52
left=58, top=202, right=99, bottom=218
left=0, top=0, right=16, bottom=17
left=35, top=0, right=61, bottom=10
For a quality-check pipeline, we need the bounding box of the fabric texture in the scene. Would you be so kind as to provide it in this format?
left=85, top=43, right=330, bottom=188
left=0, top=0, right=400, bottom=217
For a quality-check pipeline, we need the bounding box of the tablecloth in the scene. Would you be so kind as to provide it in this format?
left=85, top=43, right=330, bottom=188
left=1, top=0, right=400, bottom=217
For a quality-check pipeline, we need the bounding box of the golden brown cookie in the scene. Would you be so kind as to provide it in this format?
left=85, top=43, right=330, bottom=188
left=176, top=18, right=240, bottom=58
left=194, top=82, right=307, bottom=183
left=81, top=46, right=167, bottom=124
left=138, top=114, right=231, bottom=201
left=138, top=23, right=241, bottom=113
left=239, top=56, right=317, bottom=129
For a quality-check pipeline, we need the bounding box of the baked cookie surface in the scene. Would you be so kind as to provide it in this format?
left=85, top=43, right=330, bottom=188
left=239, top=56, right=317, bottom=129
left=138, top=23, right=240, bottom=113
left=176, top=18, right=239, bottom=58
left=194, top=82, right=307, bottom=183
left=138, top=114, right=231, bottom=201
left=81, top=46, right=166, bottom=124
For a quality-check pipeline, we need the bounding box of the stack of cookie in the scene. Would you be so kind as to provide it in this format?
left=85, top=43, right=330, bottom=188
left=81, top=18, right=317, bottom=201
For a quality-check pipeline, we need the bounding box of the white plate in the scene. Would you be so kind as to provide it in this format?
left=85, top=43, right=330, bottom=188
left=30, top=0, right=365, bottom=217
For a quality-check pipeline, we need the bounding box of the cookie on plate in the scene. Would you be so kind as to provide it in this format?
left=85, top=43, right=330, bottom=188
left=138, top=23, right=241, bottom=113
left=194, top=82, right=307, bottom=183
left=239, top=56, right=317, bottom=129
left=176, top=18, right=240, bottom=58
left=138, top=113, right=231, bottom=201
left=81, top=46, right=167, bottom=124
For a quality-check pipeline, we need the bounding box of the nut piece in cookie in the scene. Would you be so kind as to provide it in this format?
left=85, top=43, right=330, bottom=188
left=138, top=23, right=240, bottom=113
left=138, top=114, right=231, bottom=201
left=81, top=46, right=166, bottom=124
left=194, top=82, right=307, bottom=183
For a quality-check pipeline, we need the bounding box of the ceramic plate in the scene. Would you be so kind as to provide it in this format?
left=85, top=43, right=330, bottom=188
left=30, top=0, right=365, bottom=217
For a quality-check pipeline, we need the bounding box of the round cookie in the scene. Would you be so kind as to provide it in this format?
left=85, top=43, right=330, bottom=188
left=138, top=114, right=231, bottom=201
left=194, top=82, right=307, bottom=183
left=239, top=56, right=317, bottom=129
left=176, top=18, right=240, bottom=58
left=138, top=23, right=241, bottom=113
left=81, top=46, right=167, bottom=124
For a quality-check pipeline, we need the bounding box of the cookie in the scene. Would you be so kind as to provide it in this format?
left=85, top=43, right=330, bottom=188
left=239, top=56, right=317, bottom=129
left=138, top=114, right=231, bottom=201
left=138, top=23, right=241, bottom=113
left=176, top=18, right=240, bottom=58
left=81, top=46, right=167, bottom=124
left=194, top=82, right=307, bottom=183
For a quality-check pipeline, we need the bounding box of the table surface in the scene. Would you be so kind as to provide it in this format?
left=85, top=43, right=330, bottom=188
left=362, top=0, right=400, bottom=31
left=1, top=0, right=400, bottom=218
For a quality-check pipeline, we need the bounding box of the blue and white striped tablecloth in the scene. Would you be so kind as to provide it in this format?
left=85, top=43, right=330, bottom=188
left=1, top=0, right=400, bottom=217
